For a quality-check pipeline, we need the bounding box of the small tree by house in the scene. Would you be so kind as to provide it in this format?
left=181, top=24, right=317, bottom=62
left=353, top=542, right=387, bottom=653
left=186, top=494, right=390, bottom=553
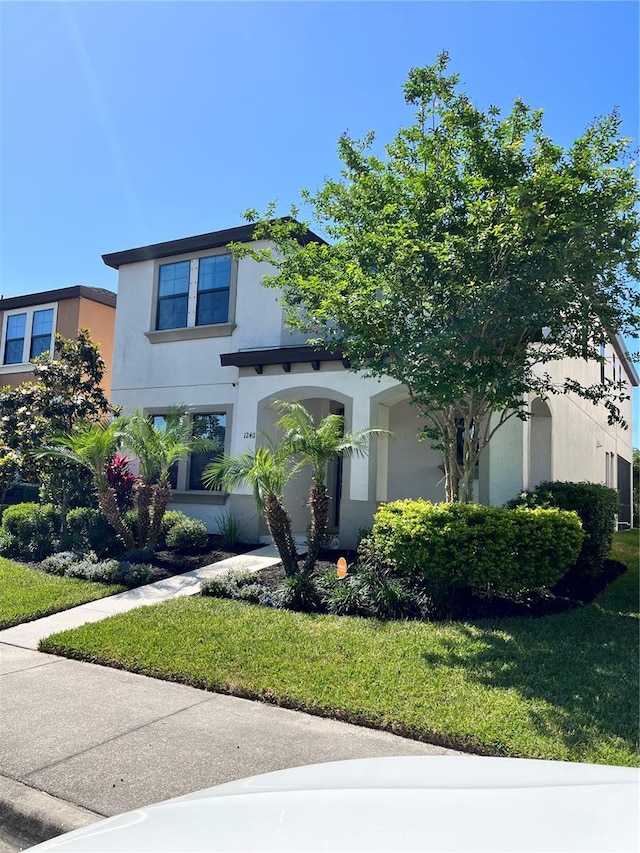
left=42, top=420, right=135, bottom=549
left=41, top=409, right=217, bottom=552
left=117, top=409, right=218, bottom=550
left=274, top=400, right=388, bottom=571
left=203, top=442, right=301, bottom=577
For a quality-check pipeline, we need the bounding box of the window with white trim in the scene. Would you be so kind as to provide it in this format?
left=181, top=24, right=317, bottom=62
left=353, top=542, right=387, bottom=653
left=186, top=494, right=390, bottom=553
left=2, top=306, right=55, bottom=366
left=151, top=412, right=227, bottom=492
left=156, top=254, right=232, bottom=331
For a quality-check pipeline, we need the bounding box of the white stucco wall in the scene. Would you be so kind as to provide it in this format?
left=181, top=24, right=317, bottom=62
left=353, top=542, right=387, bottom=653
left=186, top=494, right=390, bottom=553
left=110, top=234, right=636, bottom=536
left=530, top=346, right=634, bottom=489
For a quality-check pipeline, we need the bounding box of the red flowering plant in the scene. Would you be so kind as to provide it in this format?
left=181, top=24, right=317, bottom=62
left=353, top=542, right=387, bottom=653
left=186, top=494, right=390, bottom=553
left=105, top=454, right=139, bottom=511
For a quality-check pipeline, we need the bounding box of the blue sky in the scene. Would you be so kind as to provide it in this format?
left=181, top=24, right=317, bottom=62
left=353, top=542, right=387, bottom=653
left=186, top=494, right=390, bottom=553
left=1, top=0, right=638, bottom=437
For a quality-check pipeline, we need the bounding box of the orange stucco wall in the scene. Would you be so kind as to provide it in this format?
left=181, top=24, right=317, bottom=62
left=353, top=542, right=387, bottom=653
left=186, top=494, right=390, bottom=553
left=76, top=298, right=116, bottom=396
left=55, top=299, right=81, bottom=340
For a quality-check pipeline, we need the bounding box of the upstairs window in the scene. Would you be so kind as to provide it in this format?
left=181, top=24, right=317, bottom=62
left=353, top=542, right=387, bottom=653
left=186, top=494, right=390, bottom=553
left=4, top=313, right=26, bottom=364
left=29, top=309, right=54, bottom=359
left=2, top=305, right=56, bottom=366
left=157, top=262, right=190, bottom=330
left=196, top=255, right=231, bottom=326
left=155, top=254, right=232, bottom=331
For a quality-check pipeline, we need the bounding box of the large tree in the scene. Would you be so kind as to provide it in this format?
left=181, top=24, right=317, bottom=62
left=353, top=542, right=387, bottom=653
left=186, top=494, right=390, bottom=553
left=0, top=330, right=117, bottom=520
left=233, top=53, right=639, bottom=501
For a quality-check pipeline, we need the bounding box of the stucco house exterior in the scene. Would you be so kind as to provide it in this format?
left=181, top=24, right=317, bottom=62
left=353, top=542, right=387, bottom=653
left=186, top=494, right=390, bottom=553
left=0, top=286, right=117, bottom=395
left=102, top=225, right=637, bottom=545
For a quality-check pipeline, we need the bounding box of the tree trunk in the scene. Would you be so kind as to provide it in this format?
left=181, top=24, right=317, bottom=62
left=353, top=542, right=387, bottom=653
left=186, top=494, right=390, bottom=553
left=147, top=477, right=171, bottom=550
left=97, top=486, right=135, bottom=549
left=264, top=492, right=299, bottom=576
left=305, top=483, right=330, bottom=572
left=134, top=482, right=153, bottom=548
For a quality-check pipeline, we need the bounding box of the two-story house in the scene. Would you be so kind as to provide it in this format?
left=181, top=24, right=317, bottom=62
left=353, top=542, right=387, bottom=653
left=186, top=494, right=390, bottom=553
left=103, top=225, right=637, bottom=545
left=0, top=285, right=117, bottom=394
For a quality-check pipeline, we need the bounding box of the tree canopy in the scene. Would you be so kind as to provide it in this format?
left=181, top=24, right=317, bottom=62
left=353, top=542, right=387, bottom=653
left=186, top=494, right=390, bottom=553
left=0, top=330, right=117, bottom=508
left=234, top=53, right=639, bottom=501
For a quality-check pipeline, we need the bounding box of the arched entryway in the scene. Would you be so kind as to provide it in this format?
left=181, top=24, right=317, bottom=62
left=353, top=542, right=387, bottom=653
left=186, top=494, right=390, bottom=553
left=529, top=398, right=552, bottom=487
left=256, top=389, right=352, bottom=540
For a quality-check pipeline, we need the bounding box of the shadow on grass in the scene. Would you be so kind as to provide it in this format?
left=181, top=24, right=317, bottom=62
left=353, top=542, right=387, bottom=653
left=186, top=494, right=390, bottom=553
left=420, top=594, right=639, bottom=757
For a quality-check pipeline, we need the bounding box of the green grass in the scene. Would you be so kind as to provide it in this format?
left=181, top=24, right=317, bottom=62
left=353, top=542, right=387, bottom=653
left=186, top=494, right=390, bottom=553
left=0, top=558, right=124, bottom=629
left=40, top=532, right=639, bottom=766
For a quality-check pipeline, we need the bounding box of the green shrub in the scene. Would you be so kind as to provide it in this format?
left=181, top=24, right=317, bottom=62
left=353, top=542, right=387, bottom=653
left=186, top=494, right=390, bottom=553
left=66, top=556, right=122, bottom=584
left=66, top=507, right=119, bottom=557
left=367, top=500, right=583, bottom=613
left=506, top=481, right=619, bottom=582
left=215, top=509, right=245, bottom=547
left=273, top=571, right=323, bottom=613
left=321, top=562, right=424, bottom=620
left=41, top=551, right=82, bottom=576
left=201, top=569, right=269, bottom=605
left=236, top=582, right=270, bottom=604
left=321, top=570, right=367, bottom=616
left=0, top=502, right=58, bottom=561
left=159, top=510, right=189, bottom=546
left=40, top=549, right=168, bottom=587
left=165, top=518, right=208, bottom=553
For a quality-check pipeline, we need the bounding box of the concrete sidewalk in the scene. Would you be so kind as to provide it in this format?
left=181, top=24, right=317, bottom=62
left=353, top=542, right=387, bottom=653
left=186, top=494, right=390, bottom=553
left=0, top=545, right=284, bottom=651
left=0, top=547, right=461, bottom=847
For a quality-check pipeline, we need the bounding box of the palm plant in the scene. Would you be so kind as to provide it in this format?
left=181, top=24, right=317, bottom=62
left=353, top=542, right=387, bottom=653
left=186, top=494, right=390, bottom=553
left=275, top=401, right=389, bottom=572
left=38, top=420, right=135, bottom=549
left=202, top=443, right=301, bottom=577
left=118, top=409, right=217, bottom=550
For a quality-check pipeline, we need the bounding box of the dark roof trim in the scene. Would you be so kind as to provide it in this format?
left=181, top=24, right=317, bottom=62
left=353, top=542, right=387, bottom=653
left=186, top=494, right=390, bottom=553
left=220, top=345, right=347, bottom=371
left=102, top=219, right=326, bottom=269
left=0, top=286, right=116, bottom=311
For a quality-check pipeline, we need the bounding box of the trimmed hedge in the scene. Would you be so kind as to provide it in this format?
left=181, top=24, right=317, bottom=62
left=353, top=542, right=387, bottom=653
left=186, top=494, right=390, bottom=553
left=66, top=507, right=119, bottom=557
left=366, top=499, right=583, bottom=610
left=0, top=502, right=58, bottom=561
left=506, top=481, right=619, bottom=582
left=165, top=518, right=208, bottom=553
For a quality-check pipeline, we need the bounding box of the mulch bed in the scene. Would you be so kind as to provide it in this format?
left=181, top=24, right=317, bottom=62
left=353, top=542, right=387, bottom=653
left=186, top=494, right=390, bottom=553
left=450, top=559, right=627, bottom=620
left=37, top=534, right=623, bottom=622
left=148, top=535, right=260, bottom=575
left=250, top=554, right=628, bottom=622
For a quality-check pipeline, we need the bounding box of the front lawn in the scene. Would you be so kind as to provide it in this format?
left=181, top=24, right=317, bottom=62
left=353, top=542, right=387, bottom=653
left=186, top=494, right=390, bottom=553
left=0, top=558, right=124, bottom=629
left=39, top=531, right=639, bottom=766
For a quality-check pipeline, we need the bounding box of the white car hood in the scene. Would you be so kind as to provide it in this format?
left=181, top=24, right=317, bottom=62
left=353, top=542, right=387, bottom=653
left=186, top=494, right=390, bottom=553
left=30, top=756, right=640, bottom=852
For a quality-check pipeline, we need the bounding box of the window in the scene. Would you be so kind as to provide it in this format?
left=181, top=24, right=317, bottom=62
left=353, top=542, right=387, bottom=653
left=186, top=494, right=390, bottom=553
left=151, top=411, right=227, bottom=492
left=151, top=415, right=180, bottom=490
left=196, top=255, right=231, bottom=326
left=2, top=305, right=55, bottom=367
left=188, top=413, right=226, bottom=490
left=155, top=254, right=232, bottom=331
left=30, top=309, right=54, bottom=359
left=157, top=262, right=190, bottom=330
left=4, top=313, right=26, bottom=364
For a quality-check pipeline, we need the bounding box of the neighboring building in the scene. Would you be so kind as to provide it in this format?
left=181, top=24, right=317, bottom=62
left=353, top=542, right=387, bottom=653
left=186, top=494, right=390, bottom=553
left=0, top=286, right=117, bottom=394
left=103, top=225, right=637, bottom=544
